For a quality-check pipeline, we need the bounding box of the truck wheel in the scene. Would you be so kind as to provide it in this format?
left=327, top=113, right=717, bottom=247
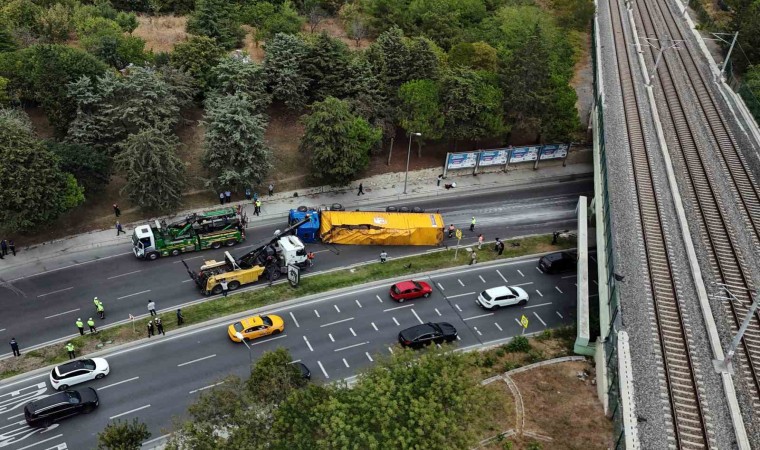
left=211, top=242, right=222, bottom=249
left=297, top=205, right=308, bottom=212
left=170, top=249, right=180, bottom=257
left=211, top=284, right=223, bottom=295
left=228, top=281, right=240, bottom=290
left=225, top=239, right=237, bottom=247
left=268, top=268, right=281, bottom=281
left=147, top=252, right=159, bottom=261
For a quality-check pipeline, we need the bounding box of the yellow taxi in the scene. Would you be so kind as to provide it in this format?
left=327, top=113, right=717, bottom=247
left=228, top=315, right=285, bottom=342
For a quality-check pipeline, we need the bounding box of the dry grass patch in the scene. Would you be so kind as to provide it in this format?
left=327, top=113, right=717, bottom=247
left=134, top=14, right=188, bottom=53
left=241, top=25, right=266, bottom=62
left=475, top=380, right=517, bottom=442
left=308, top=18, right=372, bottom=49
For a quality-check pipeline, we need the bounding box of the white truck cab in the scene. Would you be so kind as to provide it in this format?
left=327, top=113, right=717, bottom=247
left=132, top=223, right=157, bottom=258
left=274, top=235, right=308, bottom=267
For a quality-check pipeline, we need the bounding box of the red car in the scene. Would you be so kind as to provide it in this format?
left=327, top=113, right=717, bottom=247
left=389, top=280, right=433, bottom=302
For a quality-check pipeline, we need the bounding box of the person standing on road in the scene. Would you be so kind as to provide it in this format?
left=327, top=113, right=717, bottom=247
left=147, top=300, right=157, bottom=316
left=469, top=250, right=477, bottom=265
left=357, top=183, right=365, bottom=195
left=75, top=318, right=84, bottom=336
left=177, top=309, right=184, bottom=326
left=8, top=240, right=15, bottom=256
left=93, top=297, right=100, bottom=311
left=155, top=317, right=165, bottom=336
left=9, top=338, right=20, bottom=357
left=0, top=239, right=7, bottom=256
left=477, top=234, right=484, bottom=250
left=220, top=278, right=229, bottom=297
left=97, top=301, right=105, bottom=319
left=254, top=199, right=261, bottom=216
left=147, top=320, right=154, bottom=338
left=219, top=192, right=225, bottom=205
left=494, top=238, right=504, bottom=256
left=268, top=183, right=274, bottom=196
left=87, top=318, right=97, bottom=334
left=437, top=174, right=443, bottom=186
left=245, top=187, right=252, bottom=200
left=113, top=203, right=121, bottom=217
left=469, top=217, right=476, bottom=232
left=66, top=342, right=75, bottom=359
left=225, top=190, right=232, bottom=203
left=380, top=251, right=387, bottom=263
left=448, top=224, right=456, bottom=238
left=116, top=221, right=126, bottom=236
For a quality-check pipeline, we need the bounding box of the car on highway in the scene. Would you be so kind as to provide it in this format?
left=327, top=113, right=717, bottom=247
left=228, top=315, right=285, bottom=342
left=398, top=322, right=457, bottom=348
left=538, top=251, right=577, bottom=274
left=24, top=388, right=99, bottom=428
left=389, top=280, right=433, bottom=302
left=49, top=358, right=110, bottom=391
left=476, top=286, right=529, bottom=309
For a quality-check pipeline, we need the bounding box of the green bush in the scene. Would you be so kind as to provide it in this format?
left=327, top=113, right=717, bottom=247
left=526, top=349, right=545, bottom=363
left=115, top=11, right=139, bottom=33
left=536, top=329, right=552, bottom=341
left=506, top=335, right=531, bottom=353
left=502, top=361, right=521, bottom=372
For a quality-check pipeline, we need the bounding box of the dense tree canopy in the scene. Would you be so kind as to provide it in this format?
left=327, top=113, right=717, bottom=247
left=208, top=54, right=271, bottom=112
left=97, top=418, right=151, bottom=450
left=187, top=0, right=244, bottom=50
left=170, top=35, right=225, bottom=92
left=263, top=33, right=310, bottom=110
left=48, top=141, right=113, bottom=194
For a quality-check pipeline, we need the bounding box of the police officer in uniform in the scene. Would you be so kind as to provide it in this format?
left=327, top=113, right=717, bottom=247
left=66, top=342, right=75, bottom=359
left=87, top=318, right=97, bottom=334
left=97, top=301, right=105, bottom=319
left=75, top=318, right=84, bottom=336
left=155, top=317, right=165, bottom=336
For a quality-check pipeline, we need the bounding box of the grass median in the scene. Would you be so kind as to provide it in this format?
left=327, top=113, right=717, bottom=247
left=1, top=234, right=575, bottom=380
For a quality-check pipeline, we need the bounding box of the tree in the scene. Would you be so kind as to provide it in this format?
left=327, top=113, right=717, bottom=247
left=37, top=3, right=74, bottom=43
left=0, top=109, right=78, bottom=231
left=302, top=31, right=352, bottom=101
left=171, top=35, right=224, bottom=92
left=440, top=68, right=506, bottom=144
left=187, top=0, right=244, bottom=50
left=97, top=418, right=151, bottom=450
left=397, top=79, right=444, bottom=156
left=263, top=33, right=309, bottom=110
left=202, top=92, right=272, bottom=191
left=338, top=2, right=368, bottom=47
left=208, top=54, right=271, bottom=113
left=246, top=348, right=307, bottom=405
left=300, top=96, right=381, bottom=185
left=115, top=127, right=186, bottom=211
left=363, top=0, right=413, bottom=33
left=48, top=141, right=112, bottom=194
left=257, top=1, right=305, bottom=42
left=115, top=11, right=139, bottom=33
left=0, top=26, right=17, bottom=53
left=448, top=41, right=497, bottom=71
left=81, top=32, right=148, bottom=69
left=0, top=0, right=43, bottom=36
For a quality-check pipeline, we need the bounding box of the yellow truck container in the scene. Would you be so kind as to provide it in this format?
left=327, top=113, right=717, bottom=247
left=319, top=211, right=444, bottom=246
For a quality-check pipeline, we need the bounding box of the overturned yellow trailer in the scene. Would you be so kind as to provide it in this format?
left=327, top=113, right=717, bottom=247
left=319, top=211, right=444, bottom=246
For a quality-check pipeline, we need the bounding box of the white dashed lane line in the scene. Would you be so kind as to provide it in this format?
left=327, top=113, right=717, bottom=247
left=350, top=328, right=357, bottom=337
left=334, top=342, right=369, bottom=352
left=365, top=352, right=374, bottom=362
left=109, top=404, right=150, bottom=420
left=320, top=318, right=354, bottom=327
left=249, top=334, right=287, bottom=346
left=463, top=313, right=493, bottom=321
left=562, top=274, right=577, bottom=279
left=289, top=312, right=300, bottom=328
left=411, top=309, right=424, bottom=324
left=555, top=286, right=564, bottom=294
left=437, top=282, right=445, bottom=291
left=514, top=318, right=522, bottom=327
left=496, top=270, right=508, bottom=283
left=44, top=308, right=80, bottom=320
left=479, top=275, right=486, bottom=283
left=328, top=333, right=335, bottom=342
left=376, top=295, right=383, bottom=303
left=334, top=305, right=341, bottom=313
left=37, top=286, right=74, bottom=298
left=355, top=299, right=362, bottom=308
left=97, top=376, right=139, bottom=391
left=303, top=336, right=314, bottom=352
left=318, top=360, right=329, bottom=378
left=434, top=308, right=442, bottom=316
left=189, top=381, right=225, bottom=394
left=458, top=279, right=465, bottom=287
left=177, top=354, right=216, bottom=367
left=371, top=322, right=378, bottom=331
left=535, top=290, right=543, bottom=297
left=447, top=292, right=476, bottom=299
left=392, top=317, right=400, bottom=326
left=117, top=290, right=151, bottom=300
left=474, top=327, right=482, bottom=336
left=517, top=270, right=524, bottom=277
left=535, top=267, right=542, bottom=273
left=556, top=311, right=564, bottom=319
left=343, top=358, right=350, bottom=368
left=107, top=269, right=142, bottom=280
left=455, top=304, right=462, bottom=312
left=533, top=312, right=547, bottom=327
left=494, top=322, right=503, bottom=331
left=314, top=309, right=320, bottom=318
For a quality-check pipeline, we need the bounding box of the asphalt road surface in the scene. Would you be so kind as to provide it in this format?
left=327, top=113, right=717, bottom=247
left=0, top=258, right=592, bottom=450
left=0, top=178, right=592, bottom=358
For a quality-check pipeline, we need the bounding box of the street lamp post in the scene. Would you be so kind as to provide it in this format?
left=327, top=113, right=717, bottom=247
left=235, top=332, right=253, bottom=366
left=404, top=132, right=421, bottom=195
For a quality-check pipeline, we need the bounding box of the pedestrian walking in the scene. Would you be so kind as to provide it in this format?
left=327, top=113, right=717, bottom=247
left=97, top=301, right=105, bottom=319
left=478, top=234, right=484, bottom=250
left=177, top=308, right=184, bottom=326
left=9, top=337, right=20, bottom=357
left=75, top=318, right=84, bottom=336
left=147, top=300, right=156, bottom=316
left=437, top=174, right=443, bottom=186
left=66, top=342, right=76, bottom=359
left=469, top=250, right=477, bottom=265
left=448, top=224, right=456, bottom=238
left=245, top=187, right=252, bottom=200
left=147, top=320, right=154, bottom=338
left=93, top=296, right=100, bottom=310
left=0, top=239, right=7, bottom=256
left=225, top=190, right=231, bottom=203
left=253, top=192, right=258, bottom=202
left=219, top=192, right=225, bottom=205
left=8, top=240, right=15, bottom=256
left=495, top=238, right=504, bottom=256
left=220, top=278, right=229, bottom=297
left=155, top=317, right=165, bottom=336
left=268, top=183, right=274, bottom=196
left=357, top=183, right=365, bottom=195
left=113, top=203, right=121, bottom=217
left=469, top=217, right=476, bottom=232
left=380, top=251, right=387, bottom=263
left=87, top=318, right=97, bottom=334
left=116, top=221, right=126, bottom=235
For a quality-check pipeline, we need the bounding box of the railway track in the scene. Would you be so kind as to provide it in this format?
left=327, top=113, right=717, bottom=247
left=632, top=0, right=760, bottom=417
left=608, top=0, right=712, bottom=446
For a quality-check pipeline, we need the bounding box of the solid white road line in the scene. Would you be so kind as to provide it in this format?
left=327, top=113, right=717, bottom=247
left=355, top=299, right=362, bottom=308
left=289, top=312, right=300, bottom=328
left=334, top=305, right=341, bottom=313
left=496, top=270, right=508, bottom=283
left=411, top=308, right=424, bottom=324
left=383, top=304, right=412, bottom=312
left=317, top=360, right=329, bottom=378
left=303, top=336, right=314, bottom=352
left=434, top=308, right=442, bottom=316
left=97, top=376, right=139, bottom=391
left=533, top=312, right=547, bottom=327
left=365, top=352, right=373, bottom=362
left=446, top=291, right=476, bottom=299
left=117, top=290, right=150, bottom=300
left=249, top=334, right=287, bottom=346
left=535, top=290, right=543, bottom=297
left=37, top=287, right=74, bottom=298
left=177, top=354, right=216, bottom=367
left=107, top=270, right=142, bottom=280
left=44, top=308, right=80, bottom=319
left=334, top=341, right=369, bottom=352
left=290, top=359, right=301, bottom=364
left=392, top=317, right=400, bottom=326
left=0, top=328, right=5, bottom=333
left=5, top=412, right=23, bottom=420
left=376, top=295, right=383, bottom=303
left=524, top=302, right=552, bottom=309
left=343, top=358, right=349, bottom=368
left=555, top=286, right=564, bottom=294
left=15, top=434, right=64, bottom=450
left=320, top=317, right=354, bottom=327
left=458, top=279, right=465, bottom=287
left=189, top=381, right=225, bottom=394
left=517, top=270, right=524, bottom=277
left=556, top=311, right=564, bottom=319
left=437, top=282, right=445, bottom=291
left=494, top=322, right=503, bottom=331
left=349, top=328, right=356, bottom=337
left=371, top=322, right=378, bottom=331
left=328, top=333, right=335, bottom=342
left=463, top=313, right=493, bottom=321
left=455, top=304, right=462, bottom=312
left=181, top=279, right=194, bottom=283
left=109, top=404, right=150, bottom=420
left=479, top=275, right=486, bottom=283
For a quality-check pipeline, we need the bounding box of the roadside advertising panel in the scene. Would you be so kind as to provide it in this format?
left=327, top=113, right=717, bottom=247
left=539, top=143, right=569, bottom=160
left=509, top=146, right=540, bottom=163
left=478, top=149, right=509, bottom=167
left=446, top=152, right=478, bottom=169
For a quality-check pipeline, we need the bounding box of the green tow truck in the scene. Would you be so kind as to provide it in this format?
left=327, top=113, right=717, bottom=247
left=132, top=207, right=245, bottom=260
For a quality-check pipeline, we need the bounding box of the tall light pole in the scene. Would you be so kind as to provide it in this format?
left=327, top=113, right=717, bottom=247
left=404, top=132, right=421, bottom=194
left=235, top=332, right=253, bottom=366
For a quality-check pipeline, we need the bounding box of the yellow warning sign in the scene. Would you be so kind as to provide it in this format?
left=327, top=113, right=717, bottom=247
left=455, top=229, right=463, bottom=240
left=520, top=315, right=529, bottom=329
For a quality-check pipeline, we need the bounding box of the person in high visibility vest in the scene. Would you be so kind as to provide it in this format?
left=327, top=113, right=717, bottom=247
left=66, top=342, right=75, bottom=360
left=470, top=217, right=476, bottom=232
left=75, top=318, right=84, bottom=336
left=87, top=318, right=97, bottom=334
left=97, top=301, right=105, bottom=319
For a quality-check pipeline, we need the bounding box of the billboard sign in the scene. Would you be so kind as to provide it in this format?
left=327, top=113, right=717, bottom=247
left=509, top=146, right=540, bottom=163
left=539, top=144, right=569, bottom=160
left=478, top=149, right=509, bottom=167
left=446, top=152, right=478, bottom=169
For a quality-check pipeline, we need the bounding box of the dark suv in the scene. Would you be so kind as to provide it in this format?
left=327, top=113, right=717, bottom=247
left=538, top=251, right=577, bottom=274
left=24, top=388, right=99, bottom=428
left=398, top=322, right=457, bottom=348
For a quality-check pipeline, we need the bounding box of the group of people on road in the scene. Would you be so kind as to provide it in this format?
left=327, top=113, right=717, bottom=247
left=221, top=184, right=275, bottom=205
left=0, top=239, right=17, bottom=259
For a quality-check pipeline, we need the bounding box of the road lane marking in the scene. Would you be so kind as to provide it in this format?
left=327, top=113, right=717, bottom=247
left=437, top=282, right=445, bottom=291
left=535, top=267, right=542, bottom=273
left=474, top=327, right=482, bottom=336
left=15, top=434, right=63, bottom=450
left=97, top=376, right=139, bottom=391
left=376, top=295, right=383, bottom=303
left=365, top=352, right=373, bottom=362
left=44, top=308, right=80, bottom=319
left=173, top=256, right=204, bottom=263
left=556, top=311, right=564, bottom=319
left=334, top=341, right=369, bottom=352
left=142, top=434, right=171, bottom=447
left=289, top=312, right=300, bottom=328
left=463, top=313, right=494, bottom=321
left=555, top=286, right=564, bottom=294
left=334, top=305, right=341, bottom=313
left=447, top=292, right=476, bottom=299
left=329, top=333, right=335, bottom=342
left=320, top=317, right=354, bottom=327
left=109, top=404, right=150, bottom=420
left=411, top=309, right=423, bottom=324
left=535, top=290, right=543, bottom=297
left=317, top=360, right=329, bottom=378
left=6, top=412, right=23, bottom=419
left=392, top=317, right=400, bottom=326
left=314, top=309, right=320, bottom=318
left=37, top=287, right=73, bottom=298
left=494, top=322, right=503, bottom=331
left=249, top=334, right=287, bottom=346
left=455, top=304, right=462, bottom=312
left=524, top=302, right=552, bottom=309
left=371, top=322, right=378, bottom=331
left=290, top=359, right=301, bottom=364
left=107, top=270, right=142, bottom=280
left=388, top=347, right=394, bottom=354
left=514, top=318, right=522, bottom=327
left=496, top=270, right=508, bottom=283
left=189, top=381, right=225, bottom=394
left=456, top=335, right=461, bottom=341
left=349, top=328, right=356, bottom=336
left=355, top=299, right=362, bottom=308
left=181, top=279, right=194, bottom=283
left=177, top=354, right=216, bottom=367
left=458, top=279, right=465, bottom=287
left=479, top=275, right=486, bottom=283
left=561, top=274, right=577, bottom=279
left=0, top=328, right=5, bottom=333
left=343, top=358, right=350, bottom=368
left=384, top=304, right=412, bottom=312
left=117, top=290, right=151, bottom=300
left=303, top=336, right=314, bottom=352
left=517, top=270, right=524, bottom=277
left=435, top=308, right=442, bottom=316
left=512, top=282, right=534, bottom=287
left=533, top=312, right=546, bottom=327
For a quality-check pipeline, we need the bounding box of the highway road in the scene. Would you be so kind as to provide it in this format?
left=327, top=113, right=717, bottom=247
left=0, top=258, right=591, bottom=450
left=0, top=177, right=592, bottom=358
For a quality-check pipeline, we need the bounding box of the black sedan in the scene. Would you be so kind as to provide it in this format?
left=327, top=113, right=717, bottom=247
left=398, top=322, right=458, bottom=348
left=24, top=387, right=99, bottom=428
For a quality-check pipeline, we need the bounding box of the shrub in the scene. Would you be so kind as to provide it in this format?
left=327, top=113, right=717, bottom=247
left=506, top=336, right=531, bottom=353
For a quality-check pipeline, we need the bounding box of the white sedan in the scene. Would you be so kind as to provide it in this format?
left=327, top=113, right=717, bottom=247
left=49, top=358, right=110, bottom=391
left=476, top=286, right=529, bottom=309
